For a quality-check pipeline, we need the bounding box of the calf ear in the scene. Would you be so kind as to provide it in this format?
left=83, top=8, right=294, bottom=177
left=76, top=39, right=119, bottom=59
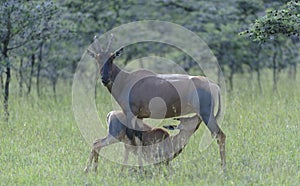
left=106, top=112, right=112, bottom=123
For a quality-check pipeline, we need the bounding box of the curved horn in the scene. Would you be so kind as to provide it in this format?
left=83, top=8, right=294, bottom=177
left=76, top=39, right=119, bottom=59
left=87, top=36, right=103, bottom=58
left=106, top=33, right=114, bottom=52
left=93, top=36, right=103, bottom=52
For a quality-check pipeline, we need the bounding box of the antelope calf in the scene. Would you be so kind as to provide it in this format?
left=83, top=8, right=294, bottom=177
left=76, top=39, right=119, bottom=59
left=84, top=111, right=169, bottom=173
left=84, top=111, right=202, bottom=173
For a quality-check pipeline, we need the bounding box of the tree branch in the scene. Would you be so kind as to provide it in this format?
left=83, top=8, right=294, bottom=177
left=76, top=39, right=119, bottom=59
left=7, top=39, right=31, bottom=51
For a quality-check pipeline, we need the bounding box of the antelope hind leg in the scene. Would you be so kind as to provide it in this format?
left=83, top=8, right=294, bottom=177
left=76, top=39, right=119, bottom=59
left=217, top=130, right=226, bottom=170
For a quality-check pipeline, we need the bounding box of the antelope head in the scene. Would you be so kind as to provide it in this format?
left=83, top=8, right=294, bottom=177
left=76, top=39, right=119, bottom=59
left=87, top=34, right=123, bottom=85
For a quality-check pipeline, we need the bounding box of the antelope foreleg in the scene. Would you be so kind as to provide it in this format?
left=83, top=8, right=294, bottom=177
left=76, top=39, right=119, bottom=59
left=93, top=149, right=100, bottom=172
left=84, top=138, right=103, bottom=173
left=84, top=149, right=97, bottom=173
left=136, top=136, right=144, bottom=170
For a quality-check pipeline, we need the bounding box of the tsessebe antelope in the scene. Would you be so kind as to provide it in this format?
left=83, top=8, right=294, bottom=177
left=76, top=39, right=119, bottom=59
left=87, top=35, right=226, bottom=169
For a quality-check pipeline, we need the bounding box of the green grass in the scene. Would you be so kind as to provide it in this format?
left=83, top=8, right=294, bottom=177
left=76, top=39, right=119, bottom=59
left=0, top=71, right=299, bottom=185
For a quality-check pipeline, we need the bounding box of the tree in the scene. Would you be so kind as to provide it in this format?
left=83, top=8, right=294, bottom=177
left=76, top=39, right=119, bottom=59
left=240, top=0, right=299, bottom=41
left=0, top=0, right=63, bottom=120
left=240, top=0, right=300, bottom=92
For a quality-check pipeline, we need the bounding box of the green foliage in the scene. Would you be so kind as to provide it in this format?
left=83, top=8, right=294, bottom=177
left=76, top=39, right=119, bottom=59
left=0, top=0, right=299, bottom=95
left=0, top=0, right=63, bottom=52
left=240, top=0, right=300, bottom=41
left=0, top=0, right=69, bottom=83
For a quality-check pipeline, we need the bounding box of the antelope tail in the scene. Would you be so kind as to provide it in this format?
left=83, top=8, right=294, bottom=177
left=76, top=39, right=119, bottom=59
left=215, top=88, right=222, bottom=121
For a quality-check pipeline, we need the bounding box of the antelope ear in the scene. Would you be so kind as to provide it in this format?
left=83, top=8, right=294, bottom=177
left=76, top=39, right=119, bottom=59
left=115, top=48, right=123, bottom=57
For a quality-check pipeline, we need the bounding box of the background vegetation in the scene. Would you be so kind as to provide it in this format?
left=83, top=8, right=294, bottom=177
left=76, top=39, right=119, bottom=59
left=1, top=72, right=299, bottom=185
left=0, top=0, right=299, bottom=185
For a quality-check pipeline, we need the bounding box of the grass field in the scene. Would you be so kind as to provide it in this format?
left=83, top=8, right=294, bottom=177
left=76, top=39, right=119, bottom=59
left=0, top=71, right=299, bottom=185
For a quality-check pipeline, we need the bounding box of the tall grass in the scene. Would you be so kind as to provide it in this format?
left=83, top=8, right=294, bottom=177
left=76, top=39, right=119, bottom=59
left=0, top=70, right=299, bottom=185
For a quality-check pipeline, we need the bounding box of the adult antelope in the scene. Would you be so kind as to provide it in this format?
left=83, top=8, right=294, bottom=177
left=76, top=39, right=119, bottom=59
left=87, top=35, right=226, bottom=169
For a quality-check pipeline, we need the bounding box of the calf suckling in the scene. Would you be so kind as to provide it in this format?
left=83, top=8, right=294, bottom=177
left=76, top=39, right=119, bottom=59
left=84, top=111, right=202, bottom=173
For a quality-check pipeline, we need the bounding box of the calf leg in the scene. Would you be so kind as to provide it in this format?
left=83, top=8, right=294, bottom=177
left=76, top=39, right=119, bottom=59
left=84, top=135, right=119, bottom=173
left=121, top=144, right=132, bottom=171
left=122, top=143, right=146, bottom=172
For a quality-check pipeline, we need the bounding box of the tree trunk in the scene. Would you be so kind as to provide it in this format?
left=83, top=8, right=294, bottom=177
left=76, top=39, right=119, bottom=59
left=272, top=51, right=278, bottom=93
left=72, top=59, right=77, bottom=74
left=52, top=78, right=57, bottom=101
left=229, top=68, right=234, bottom=91
left=218, top=65, right=224, bottom=86
left=19, top=58, right=24, bottom=96
left=254, top=45, right=262, bottom=93
left=0, top=73, right=3, bottom=91
left=256, top=68, right=262, bottom=94
left=3, top=55, right=11, bottom=121
left=228, top=62, right=234, bottom=91
left=2, top=11, right=11, bottom=121
left=27, top=54, right=35, bottom=95
left=249, top=66, right=253, bottom=82
left=37, top=42, right=43, bottom=97
left=289, top=63, right=297, bottom=81
left=247, top=65, right=254, bottom=90
left=51, top=60, right=58, bottom=100
left=294, top=63, right=297, bottom=80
